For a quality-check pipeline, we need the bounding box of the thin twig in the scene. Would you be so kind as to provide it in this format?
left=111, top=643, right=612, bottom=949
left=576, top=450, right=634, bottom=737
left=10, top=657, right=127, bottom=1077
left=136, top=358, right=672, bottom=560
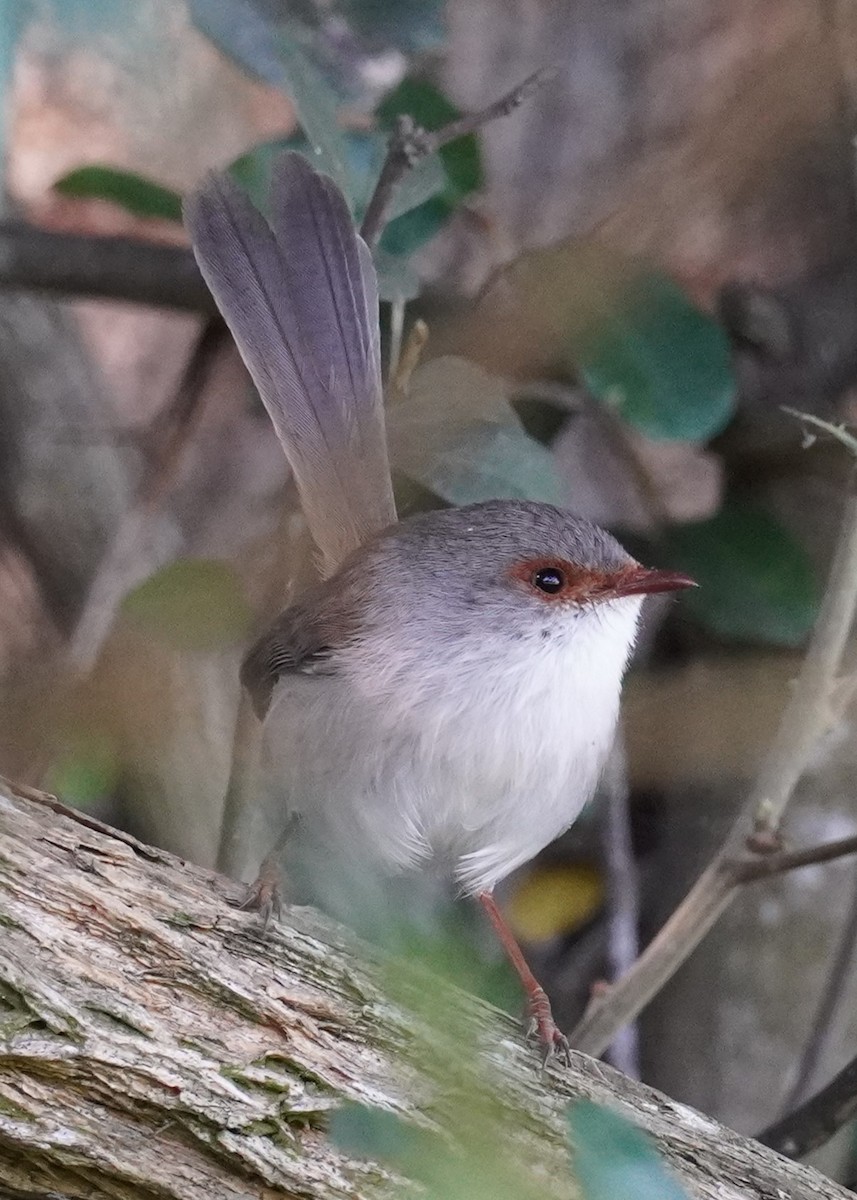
left=0, top=223, right=214, bottom=312
left=730, top=833, right=857, bottom=883
left=600, top=734, right=641, bottom=1078
left=391, top=318, right=429, bottom=398
left=571, top=469, right=857, bottom=1057
left=758, top=1051, right=857, bottom=1159
left=360, top=67, right=556, bottom=250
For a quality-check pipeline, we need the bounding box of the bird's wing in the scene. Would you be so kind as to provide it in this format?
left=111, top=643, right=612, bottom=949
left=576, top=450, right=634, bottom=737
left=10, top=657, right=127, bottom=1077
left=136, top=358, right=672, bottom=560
left=239, top=577, right=358, bottom=719
left=185, top=152, right=396, bottom=575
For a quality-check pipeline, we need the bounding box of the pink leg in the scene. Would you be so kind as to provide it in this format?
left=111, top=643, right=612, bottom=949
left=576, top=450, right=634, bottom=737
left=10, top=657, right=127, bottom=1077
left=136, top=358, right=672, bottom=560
left=478, top=891, right=571, bottom=1066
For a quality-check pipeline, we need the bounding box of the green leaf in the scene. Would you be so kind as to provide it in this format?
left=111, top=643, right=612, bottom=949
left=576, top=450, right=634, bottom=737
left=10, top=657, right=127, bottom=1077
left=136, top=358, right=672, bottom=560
left=578, top=272, right=736, bottom=442
left=46, top=734, right=121, bottom=810
left=121, top=559, right=252, bottom=651
left=660, top=500, right=819, bottom=647
left=53, top=165, right=183, bottom=222
left=568, top=1102, right=691, bottom=1200
left=388, top=357, right=564, bottom=505
left=380, top=194, right=450, bottom=258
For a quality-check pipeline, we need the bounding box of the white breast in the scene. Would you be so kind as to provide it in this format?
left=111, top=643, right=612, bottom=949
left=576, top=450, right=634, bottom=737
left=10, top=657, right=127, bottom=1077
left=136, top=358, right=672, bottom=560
left=264, top=596, right=643, bottom=897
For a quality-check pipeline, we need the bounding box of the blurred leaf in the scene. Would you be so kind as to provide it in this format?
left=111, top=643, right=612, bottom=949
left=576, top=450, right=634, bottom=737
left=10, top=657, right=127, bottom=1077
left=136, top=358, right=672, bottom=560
left=45, top=0, right=136, bottom=35
left=385, top=157, right=448, bottom=225
left=53, top=165, right=183, bottom=221
left=507, top=864, right=604, bottom=943
left=46, top=734, right=120, bottom=810
left=190, top=1, right=351, bottom=196
left=189, top=0, right=300, bottom=87
left=660, top=500, right=819, bottom=647
left=0, top=0, right=32, bottom=213
left=329, top=1103, right=421, bottom=1164
left=276, top=22, right=352, bottom=197
left=381, top=195, right=450, bottom=258
left=374, top=247, right=421, bottom=302
left=578, top=272, right=735, bottom=442
left=568, top=1103, right=691, bottom=1200
left=121, top=559, right=252, bottom=651
left=388, top=358, right=564, bottom=505
left=341, top=0, right=445, bottom=52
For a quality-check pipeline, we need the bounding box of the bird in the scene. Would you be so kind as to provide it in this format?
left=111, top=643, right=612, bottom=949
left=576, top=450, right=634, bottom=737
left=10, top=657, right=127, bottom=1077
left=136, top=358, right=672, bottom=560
left=185, top=152, right=695, bottom=1062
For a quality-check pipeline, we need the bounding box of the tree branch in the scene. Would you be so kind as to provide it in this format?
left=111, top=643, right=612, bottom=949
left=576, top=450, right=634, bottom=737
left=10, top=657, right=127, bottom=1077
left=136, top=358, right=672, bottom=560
left=759, top=1052, right=857, bottom=1160
left=0, top=222, right=215, bottom=312
left=0, top=782, right=852, bottom=1200
left=571, top=470, right=857, bottom=1057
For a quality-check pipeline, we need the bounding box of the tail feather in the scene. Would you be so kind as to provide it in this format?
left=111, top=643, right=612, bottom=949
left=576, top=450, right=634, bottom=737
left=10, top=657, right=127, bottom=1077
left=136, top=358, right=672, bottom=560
left=184, top=152, right=396, bottom=573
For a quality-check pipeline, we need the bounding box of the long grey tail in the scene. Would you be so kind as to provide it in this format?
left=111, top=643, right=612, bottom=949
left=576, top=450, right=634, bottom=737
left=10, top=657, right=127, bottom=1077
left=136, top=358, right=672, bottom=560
left=184, top=153, right=396, bottom=574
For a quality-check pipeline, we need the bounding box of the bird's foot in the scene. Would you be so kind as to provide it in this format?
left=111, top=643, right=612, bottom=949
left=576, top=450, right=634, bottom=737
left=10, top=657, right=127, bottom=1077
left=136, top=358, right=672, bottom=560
left=524, top=986, right=571, bottom=1068
left=232, top=855, right=283, bottom=932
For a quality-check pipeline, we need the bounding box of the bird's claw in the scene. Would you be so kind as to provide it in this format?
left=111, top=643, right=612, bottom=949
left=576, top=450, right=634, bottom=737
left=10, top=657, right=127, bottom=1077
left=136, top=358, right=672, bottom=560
left=231, top=858, right=283, bottom=933
left=525, top=989, right=571, bottom=1069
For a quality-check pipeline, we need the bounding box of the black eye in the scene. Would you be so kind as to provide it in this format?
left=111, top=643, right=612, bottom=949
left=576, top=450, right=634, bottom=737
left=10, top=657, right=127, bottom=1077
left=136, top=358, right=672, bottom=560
left=533, top=567, right=565, bottom=594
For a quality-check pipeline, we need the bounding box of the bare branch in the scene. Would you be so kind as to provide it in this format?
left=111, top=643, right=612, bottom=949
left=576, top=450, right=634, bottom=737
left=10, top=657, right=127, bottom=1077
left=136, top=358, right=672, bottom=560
left=360, top=68, right=556, bottom=250
left=730, top=834, right=857, bottom=883
left=0, top=222, right=215, bottom=312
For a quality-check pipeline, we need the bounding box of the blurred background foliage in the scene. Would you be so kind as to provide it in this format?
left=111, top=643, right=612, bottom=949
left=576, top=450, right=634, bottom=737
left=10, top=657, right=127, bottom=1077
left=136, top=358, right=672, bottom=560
left=3, top=0, right=857, bottom=1191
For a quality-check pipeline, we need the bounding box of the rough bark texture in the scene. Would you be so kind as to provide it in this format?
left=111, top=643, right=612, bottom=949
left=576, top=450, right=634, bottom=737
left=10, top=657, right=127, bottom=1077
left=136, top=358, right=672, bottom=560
left=0, top=784, right=851, bottom=1200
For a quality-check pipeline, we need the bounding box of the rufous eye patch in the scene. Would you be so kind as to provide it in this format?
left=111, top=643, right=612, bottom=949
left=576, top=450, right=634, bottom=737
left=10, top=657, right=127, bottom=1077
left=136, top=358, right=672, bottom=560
left=508, top=559, right=696, bottom=604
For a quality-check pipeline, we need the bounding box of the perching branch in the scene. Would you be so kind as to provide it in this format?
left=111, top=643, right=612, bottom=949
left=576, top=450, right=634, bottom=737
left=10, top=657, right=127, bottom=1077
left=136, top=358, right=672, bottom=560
left=571, top=469, right=857, bottom=1058
left=0, top=222, right=215, bottom=312
left=360, top=67, right=556, bottom=250
left=0, top=780, right=853, bottom=1200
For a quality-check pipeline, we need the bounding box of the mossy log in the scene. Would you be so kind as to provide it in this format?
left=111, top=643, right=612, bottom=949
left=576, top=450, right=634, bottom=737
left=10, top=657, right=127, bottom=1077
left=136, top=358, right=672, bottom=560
left=0, top=782, right=850, bottom=1200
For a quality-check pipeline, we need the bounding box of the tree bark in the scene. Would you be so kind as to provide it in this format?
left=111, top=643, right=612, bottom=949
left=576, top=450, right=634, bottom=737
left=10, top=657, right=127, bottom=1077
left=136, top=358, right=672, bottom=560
left=0, top=782, right=850, bottom=1200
